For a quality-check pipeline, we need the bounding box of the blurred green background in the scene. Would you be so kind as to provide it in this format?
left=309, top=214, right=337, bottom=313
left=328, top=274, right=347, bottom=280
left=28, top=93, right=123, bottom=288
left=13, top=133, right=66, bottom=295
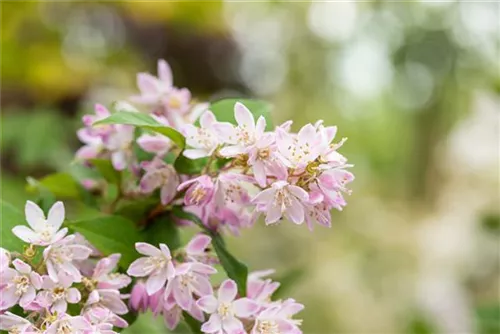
left=1, top=2, right=499, bottom=333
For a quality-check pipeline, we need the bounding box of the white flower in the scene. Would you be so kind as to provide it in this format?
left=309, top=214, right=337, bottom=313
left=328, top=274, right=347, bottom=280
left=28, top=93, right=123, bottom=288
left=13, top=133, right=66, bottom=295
left=0, top=259, right=42, bottom=310
left=182, top=111, right=221, bottom=159
left=12, top=201, right=68, bottom=246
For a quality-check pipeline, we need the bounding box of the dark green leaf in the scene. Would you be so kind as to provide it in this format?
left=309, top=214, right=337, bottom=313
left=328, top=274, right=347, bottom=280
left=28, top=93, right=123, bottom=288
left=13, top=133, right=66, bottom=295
left=89, top=159, right=121, bottom=184
left=183, top=311, right=202, bottom=334
left=174, top=154, right=208, bottom=175
left=141, top=213, right=181, bottom=250
left=26, top=177, right=57, bottom=214
left=115, top=198, right=158, bottom=223
left=94, top=111, right=185, bottom=148
left=212, top=236, right=248, bottom=296
left=209, top=98, right=273, bottom=131
left=0, top=200, right=26, bottom=252
left=66, top=215, right=141, bottom=267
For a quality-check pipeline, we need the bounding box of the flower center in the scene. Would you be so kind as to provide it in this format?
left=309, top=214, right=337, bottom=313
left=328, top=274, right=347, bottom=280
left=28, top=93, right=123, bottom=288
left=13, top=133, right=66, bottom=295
left=258, top=148, right=270, bottom=160
left=13, top=275, right=30, bottom=295
left=191, top=186, right=207, bottom=204
left=168, top=96, right=182, bottom=109
left=236, top=127, right=252, bottom=145
left=50, top=247, right=72, bottom=264
left=217, top=303, right=233, bottom=319
left=56, top=322, right=72, bottom=334
left=273, top=189, right=291, bottom=211
left=145, top=256, right=166, bottom=273
left=52, top=287, right=66, bottom=301
left=257, top=320, right=280, bottom=334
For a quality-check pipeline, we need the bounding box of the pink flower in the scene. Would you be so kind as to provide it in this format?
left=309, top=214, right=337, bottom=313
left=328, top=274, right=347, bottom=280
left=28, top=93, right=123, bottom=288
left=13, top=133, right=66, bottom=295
left=214, top=173, right=253, bottom=206
left=103, top=125, right=135, bottom=171
left=92, top=254, right=131, bottom=290
left=197, top=279, right=259, bottom=334
left=127, top=243, right=175, bottom=295
left=86, top=289, right=129, bottom=315
left=276, top=124, right=323, bottom=169
left=83, top=104, right=112, bottom=130
left=140, top=157, right=180, bottom=205
left=0, top=247, right=10, bottom=271
left=12, top=201, right=68, bottom=246
left=83, top=307, right=121, bottom=334
left=45, top=314, right=91, bottom=334
left=129, top=280, right=149, bottom=312
left=36, top=273, right=81, bottom=313
left=214, top=102, right=267, bottom=157
left=246, top=133, right=286, bottom=187
left=157, top=289, right=205, bottom=330
left=164, top=262, right=217, bottom=311
left=130, top=59, right=174, bottom=106
left=75, top=128, right=104, bottom=161
left=252, top=181, right=309, bottom=225
left=182, top=111, right=221, bottom=159
left=247, top=270, right=280, bottom=306
left=43, top=235, right=93, bottom=283
left=185, top=234, right=212, bottom=263
left=164, top=87, right=191, bottom=115
left=251, top=299, right=304, bottom=334
left=0, top=259, right=42, bottom=310
left=178, top=175, right=215, bottom=206
left=0, top=312, right=34, bottom=333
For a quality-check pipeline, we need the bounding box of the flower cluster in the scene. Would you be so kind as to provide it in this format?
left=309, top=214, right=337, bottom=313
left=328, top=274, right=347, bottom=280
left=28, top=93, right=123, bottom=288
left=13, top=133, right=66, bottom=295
left=76, top=59, right=354, bottom=233
left=1, top=59, right=354, bottom=333
left=0, top=201, right=131, bottom=333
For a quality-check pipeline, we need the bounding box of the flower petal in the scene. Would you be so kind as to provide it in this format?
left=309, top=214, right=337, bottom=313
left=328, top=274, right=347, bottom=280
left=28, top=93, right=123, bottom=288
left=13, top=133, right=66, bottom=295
left=234, top=102, right=255, bottom=130
left=218, top=279, right=237, bottom=303
left=146, top=267, right=168, bottom=295
left=12, top=259, right=31, bottom=274
left=11, top=226, right=39, bottom=244
left=66, top=288, right=81, bottom=303
left=24, top=200, right=45, bottom=230
left=47, top=201, right=65, bottom=231
left=201, top=314, right=221, bottom=333
left=196, top=295, right=218, bottom=314
left=127, top=257, right=152, bottom=277
left=135, top=243, right=161, bottom=257
left=233, top=298, right=259, bottom=317
left=186, top=234, right=211, bottom=255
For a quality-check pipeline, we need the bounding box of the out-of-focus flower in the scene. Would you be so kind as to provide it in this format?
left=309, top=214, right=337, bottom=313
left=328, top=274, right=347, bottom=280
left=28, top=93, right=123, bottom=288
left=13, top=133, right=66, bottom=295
left=252, top=299, right=304, bottom=334
left=45, top=314, right=91, bottom=334
left=129, top=280, right=149, bottom=312
left=12, top=201, right=68, bottom=246
left=0, top=312, right=35, bottom=333
left=140, top=158, right=180, bottom=205
left=130, top=59, right=174, bottom=107
left=182, top=111, right=221, bottom=159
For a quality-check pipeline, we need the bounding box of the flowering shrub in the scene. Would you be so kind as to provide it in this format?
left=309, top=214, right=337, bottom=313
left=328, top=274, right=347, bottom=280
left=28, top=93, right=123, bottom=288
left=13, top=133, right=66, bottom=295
left=0, top=59, right=354, bottom=333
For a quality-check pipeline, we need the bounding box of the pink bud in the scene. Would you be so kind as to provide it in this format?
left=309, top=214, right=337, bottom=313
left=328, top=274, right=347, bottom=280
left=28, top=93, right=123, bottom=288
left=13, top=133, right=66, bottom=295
left=129, top=281, right=149, bottom=312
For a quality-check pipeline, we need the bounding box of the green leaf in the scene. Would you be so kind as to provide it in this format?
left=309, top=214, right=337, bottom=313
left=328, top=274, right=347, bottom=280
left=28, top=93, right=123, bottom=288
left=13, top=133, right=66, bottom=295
left=66, top=215, right=141, bottom=267
left=94, top=111, right=185, bottom=148
left=212, top=236, right=248, bottom=296
left=209, top=98, right=273, bottom=131
left=26, top=172, right=81, bottom=198
left=141, top=213, right=181, bottom=250
left=174, top=154, right=208, bottom=175
left=26, top=177, right=57, bottom=214
left=89, top=159, right=121, bottom=184
left=0, top=200, right=26, bottom=252
left=183, top=312, right=202, bottom=333
left=115, top=198, right=158, bottom=223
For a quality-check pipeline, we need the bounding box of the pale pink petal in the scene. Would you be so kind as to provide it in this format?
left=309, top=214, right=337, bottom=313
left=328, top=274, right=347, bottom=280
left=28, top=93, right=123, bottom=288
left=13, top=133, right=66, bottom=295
left=24, top=200, right=45, bottom=230
left=191, top=262, right=217, bottom=275
left=146, top=267, right=168, bottom=295
left=255, top=116, right=267, bottom=135
left=135, top=242, right=162, bottom=257
left=75, top=145, right=101, bottom=160
left=196, top=295, right=218, bottom=313
left=201, top=314, right=222, bottom=333
left=160, top=184, right=176, bottom=205
left=222, top=316, right=244, bottom=334
left=111, top=151, right=127, bottom=171
left=218, top=279, right=237, bottom=303
left=29, top=272, right=42, bottom=289
left=287, top=185, right=309, bottom=202
left=45, top=261, right=58, bottom=283
left=51, top=228, right=68, bottom=244
left=158, top=59, right=173, bottom=87
left=189, top=303, right=205, bottom=322
left=0, top=286, right=18, bottom=310
left=127, top=257, right=152, bottom=277
left=66, top=288, right=81, bottom=303
left=234, top=102, right=255, bottom=130
left=285, top=197, right=305, bottom=224
left=252, top=161, right=267, bottom=187
left=251, top=188, right=276, bottom=204
left=212, top=123, right=237, bottom=144
left=233, top=298, right=259, bottom=317
left=19, top=286, right=36, bottom=307
left=52, top=299, right=68, bottom=314
left=297, top=123, right=316, bottom=143
left=200, top=111, right=216, bottom=128
left=186, top=234, right=211, bottom=255
left=12, top=259, right=31, bottom=274
left=137, top=135, right=170, bottom=154
left=265, top=205, right=282, bottom=225
left=11, top=226, right=39, bottom=244
left=163, top=306, right=181, bottom=330
left=183, top=149, right=210, bottom=159
left=173, top=280, right=193, bottom=310
left=219, top=145, right=246, bottom=157
left=47, top=201, right=65, bottom=231
left=69, top=245, right=93, bottom=260
left=191, top=275, right=213, bottom=297
left=159, top=243, right=171, bottom=259
left=137, top=73, right=159, bottom=94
